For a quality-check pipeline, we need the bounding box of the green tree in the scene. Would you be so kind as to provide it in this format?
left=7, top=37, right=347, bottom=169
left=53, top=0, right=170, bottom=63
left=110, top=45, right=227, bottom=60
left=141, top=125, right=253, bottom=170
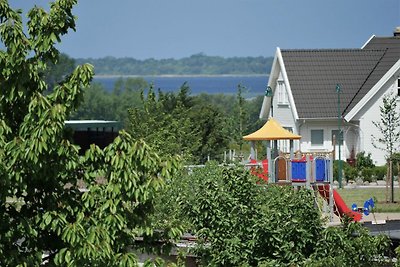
left=0, top=1, right=179, bottom=266
left=236, top=84, right=247, bottom=151
left=356, top=151, right=375, bottom=170
left=71, top=77, right=146, bottom=125
left=372, top=91, right=400, bottom=202
left=44, top=52, right=76, bottom=90
left=244, top=95, right=267, bottom=134
left=72, top=83, right=113, bottom=120
left=128, top=84, right=231, bottom=164
left=189, top=104, right=230, bottom=162
left=128, top=84, right=200, bottom=162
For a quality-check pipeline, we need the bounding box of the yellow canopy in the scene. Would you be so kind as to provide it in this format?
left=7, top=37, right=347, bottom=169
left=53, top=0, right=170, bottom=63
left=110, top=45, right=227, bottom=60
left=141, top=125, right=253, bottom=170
left=243, top=117, right=301, bottom=141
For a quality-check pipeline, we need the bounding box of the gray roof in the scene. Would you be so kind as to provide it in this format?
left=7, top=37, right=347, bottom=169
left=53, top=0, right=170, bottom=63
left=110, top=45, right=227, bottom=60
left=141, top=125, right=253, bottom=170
left=281, top=36, right=400, bottom=119
left=344, top=37, right=400, bottom=114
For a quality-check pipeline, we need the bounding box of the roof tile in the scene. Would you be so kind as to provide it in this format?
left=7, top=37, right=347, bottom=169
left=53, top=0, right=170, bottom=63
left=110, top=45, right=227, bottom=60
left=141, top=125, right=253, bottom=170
left=281, top=49, right=386, bottom=118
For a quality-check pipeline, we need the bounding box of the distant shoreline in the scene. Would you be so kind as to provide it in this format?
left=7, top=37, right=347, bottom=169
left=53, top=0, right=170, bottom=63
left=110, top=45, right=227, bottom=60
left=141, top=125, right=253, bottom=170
left=94, top=74, right=268, bottom=79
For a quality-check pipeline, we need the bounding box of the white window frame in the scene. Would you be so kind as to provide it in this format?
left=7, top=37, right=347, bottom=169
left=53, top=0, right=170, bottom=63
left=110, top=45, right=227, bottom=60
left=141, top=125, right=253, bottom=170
left=276, top=80, right=289, bottom=105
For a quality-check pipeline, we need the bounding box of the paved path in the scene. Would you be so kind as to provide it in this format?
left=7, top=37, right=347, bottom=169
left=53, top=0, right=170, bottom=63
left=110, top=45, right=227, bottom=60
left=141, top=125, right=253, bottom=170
left=360, top=212, right=400, bottom=223
left=327, top=212, right=400, bottom=226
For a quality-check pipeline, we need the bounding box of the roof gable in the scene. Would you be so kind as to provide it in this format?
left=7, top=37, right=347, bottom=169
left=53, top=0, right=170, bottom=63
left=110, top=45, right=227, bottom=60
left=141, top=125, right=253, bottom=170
left=281, top=49, right=386, bottom=119
left=343, top=37, right=400, bottom=114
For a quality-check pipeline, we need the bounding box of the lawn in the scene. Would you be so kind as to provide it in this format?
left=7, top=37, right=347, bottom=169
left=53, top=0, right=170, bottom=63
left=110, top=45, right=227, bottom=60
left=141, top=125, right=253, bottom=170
left=337, top=187, right=400, bottom=213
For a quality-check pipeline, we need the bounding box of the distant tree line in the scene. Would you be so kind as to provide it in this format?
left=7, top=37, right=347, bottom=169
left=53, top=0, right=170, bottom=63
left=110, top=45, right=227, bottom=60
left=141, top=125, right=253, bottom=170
left=75, top=53, right=274, bottom=76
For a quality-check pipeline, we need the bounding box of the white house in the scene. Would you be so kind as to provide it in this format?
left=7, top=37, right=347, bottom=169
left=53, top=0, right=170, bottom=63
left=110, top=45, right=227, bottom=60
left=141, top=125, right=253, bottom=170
left=259, top=30, right=400, bottom=166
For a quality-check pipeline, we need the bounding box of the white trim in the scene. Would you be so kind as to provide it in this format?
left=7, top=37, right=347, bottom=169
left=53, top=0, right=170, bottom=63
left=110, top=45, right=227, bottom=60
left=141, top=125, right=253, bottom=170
left=259, top=95, right=270, bottom=119
left=361, top=35, right=375, bottom=49
left=259, top=49, right=279, bottom=119
left=345, top=58, right=400, bottom=121
left=277, top=48, right=299, bottom=120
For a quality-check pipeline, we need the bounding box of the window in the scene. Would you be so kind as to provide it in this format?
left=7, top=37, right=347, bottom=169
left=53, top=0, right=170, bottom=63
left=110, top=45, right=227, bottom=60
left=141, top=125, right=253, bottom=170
left=331, top=130, right=343, bottom=145
left=284, top=127, right=293, bottom=132
left=311, top=129, right=324, bottom=146
left=277, top=80, right=288, bottom=105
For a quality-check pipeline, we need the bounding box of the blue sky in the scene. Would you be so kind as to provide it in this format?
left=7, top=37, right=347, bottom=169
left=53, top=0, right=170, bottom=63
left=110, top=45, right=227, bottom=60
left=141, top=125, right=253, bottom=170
left=8, top=0, right=400, bottom=59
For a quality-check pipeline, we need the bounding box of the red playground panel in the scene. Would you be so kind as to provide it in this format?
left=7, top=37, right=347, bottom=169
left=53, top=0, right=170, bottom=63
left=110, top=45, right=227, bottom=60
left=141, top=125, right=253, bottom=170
left=250, top=159, right=268, bottom=182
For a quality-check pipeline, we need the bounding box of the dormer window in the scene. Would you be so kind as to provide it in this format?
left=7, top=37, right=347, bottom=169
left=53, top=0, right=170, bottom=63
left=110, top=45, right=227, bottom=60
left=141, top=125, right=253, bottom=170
left=277, top=80, right=289, bottom=105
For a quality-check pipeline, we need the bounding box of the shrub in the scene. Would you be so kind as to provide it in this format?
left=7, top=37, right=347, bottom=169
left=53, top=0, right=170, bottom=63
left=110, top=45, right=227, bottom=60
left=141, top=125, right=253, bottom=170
left=361, top=167, right=374, bottom=182
left=180, top=163, right=323, bottom=266
left=373, top=166, right=387, bottom=180
left=333, top=160, right=350, bottom=182
left=356, top=152, right=375, bottom=170
left=396, top=245, right=400, bottom=267
left=157, top=163, right=392, bottom=266
left=307, top=219, right=391, bottom=267
left=345, top=166, right=358, bottom=182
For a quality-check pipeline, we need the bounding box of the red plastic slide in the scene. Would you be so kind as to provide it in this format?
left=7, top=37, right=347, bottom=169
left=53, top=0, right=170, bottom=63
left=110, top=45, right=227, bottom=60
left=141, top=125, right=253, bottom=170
left=317, top=185, right=362, bottom=222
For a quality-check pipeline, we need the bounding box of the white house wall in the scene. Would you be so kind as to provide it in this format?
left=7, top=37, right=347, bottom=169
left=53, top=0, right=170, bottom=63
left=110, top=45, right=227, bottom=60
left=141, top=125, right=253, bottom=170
left=298, top=120, right=357, bottom=160
left=355, top=80, right=399, bottom=166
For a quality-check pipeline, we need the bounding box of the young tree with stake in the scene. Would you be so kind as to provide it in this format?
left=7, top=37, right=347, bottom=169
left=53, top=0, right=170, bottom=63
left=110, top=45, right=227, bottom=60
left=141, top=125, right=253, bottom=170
left=372, top=91, right=400, bottom=203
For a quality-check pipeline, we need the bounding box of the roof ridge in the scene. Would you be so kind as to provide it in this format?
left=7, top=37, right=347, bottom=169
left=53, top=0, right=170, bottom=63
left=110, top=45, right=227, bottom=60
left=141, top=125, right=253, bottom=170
left=371, top=36, right=400, bottom=39
left=281, top=48, right=386, bottom=52
left=342, top=48, right=388, bottom=116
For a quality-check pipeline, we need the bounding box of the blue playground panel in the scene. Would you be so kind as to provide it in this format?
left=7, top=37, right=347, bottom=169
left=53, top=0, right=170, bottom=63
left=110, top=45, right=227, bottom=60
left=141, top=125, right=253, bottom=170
left=315, top=159, right=326, bottom=182
left=291, top=159, right=330, bottom=182
left=291, top=160, right=306, bottom=181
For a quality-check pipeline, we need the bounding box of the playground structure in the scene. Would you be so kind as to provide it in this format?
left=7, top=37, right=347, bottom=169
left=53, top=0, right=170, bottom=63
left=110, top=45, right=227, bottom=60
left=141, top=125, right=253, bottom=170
left=243, top=118, right=363, bottom=222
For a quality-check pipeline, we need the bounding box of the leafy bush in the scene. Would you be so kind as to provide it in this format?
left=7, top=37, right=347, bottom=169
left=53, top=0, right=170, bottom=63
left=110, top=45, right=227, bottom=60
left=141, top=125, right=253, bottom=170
left=356, top=152, right=375, bottom=170
left=179, top=163, right=322, bottom=266
left=345, top=166, right=358, bottom=182
left=396, top=245, right=400, bottom=267
left=361, top=167, right=375, bottom=183
left=155, top=163, right=392, bottom=266
left=307, top=218, right=391, bottom=267
left=373, top=166, right=387, bottom=180
left=333, top=160, right=351, bottom=182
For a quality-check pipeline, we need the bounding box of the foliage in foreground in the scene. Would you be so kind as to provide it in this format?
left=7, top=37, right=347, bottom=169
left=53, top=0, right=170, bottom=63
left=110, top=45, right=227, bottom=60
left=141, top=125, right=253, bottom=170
left=0, top=1, right=180, bottom=266
left=182, top=164, right=322, bottom=266
left=305, top=217, right=391, bottom=267
left=155, top=163, right=392, bottom=266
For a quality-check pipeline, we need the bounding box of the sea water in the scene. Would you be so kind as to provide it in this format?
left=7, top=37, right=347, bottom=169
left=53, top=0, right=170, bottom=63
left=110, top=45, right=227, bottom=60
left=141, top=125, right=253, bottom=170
left=93, top=75, right=269, bottom=98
